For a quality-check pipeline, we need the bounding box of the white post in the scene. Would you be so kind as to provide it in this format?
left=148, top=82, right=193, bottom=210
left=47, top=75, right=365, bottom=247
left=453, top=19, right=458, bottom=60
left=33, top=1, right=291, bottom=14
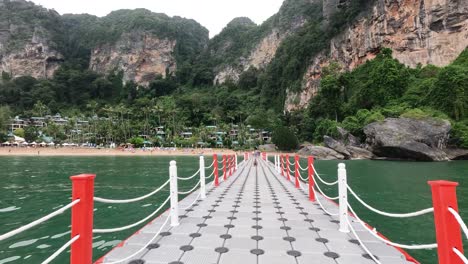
left=338, top=163, right=349, bottom=233
left=276, top=155, right=280, bottom=172
left=199, top=156, right=206, bottom=199
left=169, top=160, right=179, bottom=226
left=235, top=154, right=238, bottom=169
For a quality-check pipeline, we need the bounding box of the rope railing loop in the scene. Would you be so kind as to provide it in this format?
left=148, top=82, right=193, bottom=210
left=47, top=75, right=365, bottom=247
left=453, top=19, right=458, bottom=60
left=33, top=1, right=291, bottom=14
left=312, top=188, right=339, bottom=216
left=178, top=181, right=201, bottom=195
left=93, top=196, right=170, bottom=233
left=0, top=199, right=80, bottom=242
left=41, top=235, right=80, bottom=264
left=205, top=170, right=215, bottom=179
left=453, top=248, right=468, bottom=264
left=347, top=202, right=438, bottom=249
left=94, top=180, right=170, bottom=204
left=297, top=170, right=308, bottom=182
left=448, top=207, right=468, bottom=240
left=298, top=162, right=308, bottom=171
left=101, top=214, right=171, bottom=264
left=313, top=178, right=339, bottom=200
left=177, top=169, right=200, bottom=181
left=347, top=184, right=434, bottom=218
left=205, top=160, right=215, bottom=169
left=182, top=191, right=202, bottom=210
left=312, top=165, right=338, bottom=186
left=345, top=217, right=382, bottom=264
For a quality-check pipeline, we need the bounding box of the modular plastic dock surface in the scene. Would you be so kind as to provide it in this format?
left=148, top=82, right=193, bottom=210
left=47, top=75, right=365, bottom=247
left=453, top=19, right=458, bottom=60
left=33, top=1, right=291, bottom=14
left=100, top=159, right=414, bottom=264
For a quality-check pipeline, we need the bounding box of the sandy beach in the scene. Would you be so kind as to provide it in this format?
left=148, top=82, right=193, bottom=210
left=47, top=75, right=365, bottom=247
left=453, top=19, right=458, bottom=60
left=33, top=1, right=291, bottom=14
left=0, top=147, right=239, bottom=157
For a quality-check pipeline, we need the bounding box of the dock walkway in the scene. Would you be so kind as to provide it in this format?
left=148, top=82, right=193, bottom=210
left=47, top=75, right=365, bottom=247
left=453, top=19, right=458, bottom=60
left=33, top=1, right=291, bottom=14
left=101, top=158, right=413, bottom=264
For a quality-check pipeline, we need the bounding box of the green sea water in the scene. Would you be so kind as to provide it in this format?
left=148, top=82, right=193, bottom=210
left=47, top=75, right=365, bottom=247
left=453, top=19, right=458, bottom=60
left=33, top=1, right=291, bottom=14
left=0, top=156, right=467, bottom=264
left=0, top=156, right=206, bottom=264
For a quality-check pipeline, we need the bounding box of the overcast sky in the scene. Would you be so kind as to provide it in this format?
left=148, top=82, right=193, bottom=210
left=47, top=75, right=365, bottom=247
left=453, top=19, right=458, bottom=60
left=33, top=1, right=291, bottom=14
left=30, top=0, right=285, bottom=37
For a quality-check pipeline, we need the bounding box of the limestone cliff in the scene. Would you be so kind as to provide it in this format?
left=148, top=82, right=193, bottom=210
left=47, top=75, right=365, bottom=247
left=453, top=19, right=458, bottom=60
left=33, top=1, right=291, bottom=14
left=0, top=0, right=64, bottom=79
left=214, top=29, right=290, bottom=84
left=213, top=0, right=315, bottom=84
left=285, top=0, right=468, bottom=111
left=89, top=32, right=177, bottom=86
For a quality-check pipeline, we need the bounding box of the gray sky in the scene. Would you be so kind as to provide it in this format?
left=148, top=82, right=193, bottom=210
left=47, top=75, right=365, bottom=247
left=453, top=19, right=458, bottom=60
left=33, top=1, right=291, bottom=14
left=30, top=0, right=285, bottom=37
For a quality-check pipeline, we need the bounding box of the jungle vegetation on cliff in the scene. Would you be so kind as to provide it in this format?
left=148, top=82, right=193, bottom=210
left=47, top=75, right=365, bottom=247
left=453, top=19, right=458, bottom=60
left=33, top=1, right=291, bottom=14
left=0, top=0, right=467, bottom=150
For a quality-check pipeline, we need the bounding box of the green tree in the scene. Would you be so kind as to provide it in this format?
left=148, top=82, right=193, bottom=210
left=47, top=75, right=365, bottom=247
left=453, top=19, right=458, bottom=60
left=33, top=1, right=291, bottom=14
left=272, top=126, right=299, bottom=151
left=24, top=126, right=39, bottom=142
left=0, top=105, right=12, bottom=133
left=14, top=128, right=25, bottom=138
left=428, top=65, right=468, bottom=120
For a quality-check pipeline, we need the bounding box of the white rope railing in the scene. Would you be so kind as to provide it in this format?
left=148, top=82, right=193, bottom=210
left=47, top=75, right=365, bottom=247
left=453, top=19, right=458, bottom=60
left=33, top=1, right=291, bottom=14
left=94, top=180, right=169, bottom=204
left=101, top=214, right=171, bottom=264
left=178, top=181, right=201, bottom=195
left=177, top=169, right=200, bottom=181
left=205, top=170, right=214, bottom=179
left=93, top=196, right=170, bottom=233
left=206, top=160, right=215, bottom=169
left=449, top=207, right=468, bottom=240
left=453, top=248, right=468, bottom=264
left=313, top=188, right=339, bottom=216
left=298, top=162, right=308, bottom=171
left=312, top=165, right=338, bottom=186
left=313, top=178, right=339, bottom=200
left=347, top=184, right=434, bottom=218
left=0, top=199, right=80, bottom=242
left=346, top=217, right=382, bottom=264
left=41, top=235, right=80, bottom=264
left=347, top=203, right=437, bottom=249
left=182, top=191, right=202, bottom=210
left=297, top=170, right=308, bottom=182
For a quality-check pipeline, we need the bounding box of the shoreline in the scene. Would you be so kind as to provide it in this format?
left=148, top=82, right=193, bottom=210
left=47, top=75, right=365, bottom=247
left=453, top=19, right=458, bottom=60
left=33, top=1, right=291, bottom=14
left=0, top=147, right=238, bottom=157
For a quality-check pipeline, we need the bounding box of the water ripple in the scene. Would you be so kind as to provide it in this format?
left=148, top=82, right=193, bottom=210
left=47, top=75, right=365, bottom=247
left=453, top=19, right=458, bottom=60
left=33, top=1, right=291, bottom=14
left=0, top=206, right=20, bottom=213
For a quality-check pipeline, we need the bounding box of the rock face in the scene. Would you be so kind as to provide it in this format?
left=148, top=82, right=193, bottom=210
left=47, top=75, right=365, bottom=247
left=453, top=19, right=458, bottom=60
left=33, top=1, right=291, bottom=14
left=89, top=32, right=177, bottom=86
left=298, top=145, right=345, bottom=160
left=346, top=146, right=374, bottom=160
left=0, top=0, right=64, bottom=79
left=324, top=136, right=350, bottom=158
left=214, top=29, right=290, bottom=84
left=286, top=0, right=468, bottom=111
left=364, top=118, right=451, bottom=161
left=444, top=148, right=468, bottom=160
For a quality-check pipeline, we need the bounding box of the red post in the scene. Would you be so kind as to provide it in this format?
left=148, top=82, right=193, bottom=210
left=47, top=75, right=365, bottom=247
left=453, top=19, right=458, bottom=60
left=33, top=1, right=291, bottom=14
left=308, top=156, right=315, bottom=201
left=428, top=180, right=463, bottom=264
left=70, top=174, right=95, bottom=264
left=214, top=154, right=219, bottom=186
left=223, top=155, right=227, bottom=181
left=228, top=155, right=232, bottom=177
left=231, top=155, right=235, bottom=173
left=280, top=155, right=285, bottom=176
left=294, top=155, right=300, bottom=188
left=286, top=155, right=290, bottom=181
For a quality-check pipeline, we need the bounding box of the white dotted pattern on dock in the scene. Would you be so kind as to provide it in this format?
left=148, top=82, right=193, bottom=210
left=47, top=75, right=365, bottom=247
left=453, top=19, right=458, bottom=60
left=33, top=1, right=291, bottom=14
left=100, top=158, right=415, bottom=264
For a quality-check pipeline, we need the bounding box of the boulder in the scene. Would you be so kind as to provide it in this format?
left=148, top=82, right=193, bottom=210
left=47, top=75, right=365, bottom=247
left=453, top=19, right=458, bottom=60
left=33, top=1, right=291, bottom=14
left=364, top=118, right=450, bottom=161
left=336, top=126, right=361, bottom=146
left=297, top=145, right=345, bottom=160
left=324, top=136, right=351, bottom=158
left=444, top=148, right=468, bottom=160
left=258, top=144, right=276, bottom=152
left=346, top=146, right=374, bottom=160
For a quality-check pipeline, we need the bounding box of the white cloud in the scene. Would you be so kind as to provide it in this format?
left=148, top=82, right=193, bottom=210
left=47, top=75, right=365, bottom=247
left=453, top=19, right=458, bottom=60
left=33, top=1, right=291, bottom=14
left=29, top=0, right=285, bottom=37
